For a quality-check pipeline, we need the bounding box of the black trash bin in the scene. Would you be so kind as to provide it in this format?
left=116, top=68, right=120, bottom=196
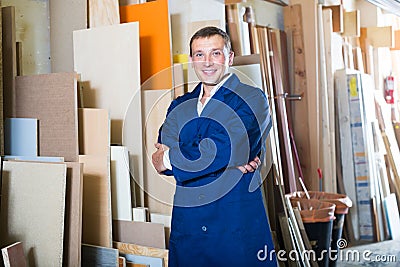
left=289, top=191, right=352, bottom=267
left=288, top=198, right=336, bottom=267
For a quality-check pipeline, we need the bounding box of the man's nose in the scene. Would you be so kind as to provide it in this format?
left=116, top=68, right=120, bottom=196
left=204, top=54, right=213, bottom=66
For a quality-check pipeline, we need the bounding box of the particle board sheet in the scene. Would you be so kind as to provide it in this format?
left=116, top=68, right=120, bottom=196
left=111, top=146, right=133, bottom=221
left=81, top=244, right=119, bottom=266
left=114, top=241, right=168, bottom=267
left=1, top=242, right=27, bottom=267
left=0, top=161, right=67, bottom=267
left=78, top=108, right=110, bottom=155
left=120, top=0, right=173, bottom=90
left=4, top=118, right=37, bottom=156
left=64, top=162, right=84, bottom=267
left=49, top=0, right=86, bottom=73
left=88, top=0, right=120, bottom=28
left=2, top=6, right=16, bottom=119
left=169, top=0, right=225, bottom=55
left=142, top=89, right=174, bottom=214
left=14, top=72, right=79, bottom=162
left=112, top=220, right=166, bottom=249
left=79, top=154, right=112, bottom=248
left=73, top=22, right=141, bottom=146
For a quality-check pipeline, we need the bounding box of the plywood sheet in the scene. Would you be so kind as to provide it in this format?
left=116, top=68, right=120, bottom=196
left=49, top=0, right=86, bottom=73
left=0, top=161, right=67, bottom=267
left=1, top=6, right=16, bottom=119
left=366, top=26, right=393, bottom=48
left=114, top=241, right=168, bottom=267
left=112, top=220, right=166, bottom=249
left=78, top=108, right=109, bottom=155
left=64, top=162, right=83, bottom=267
left=79, top=155, right=112, bottom=248
left=73, top=22, right=141, bottom=145
left=88, top=0, right=120, bottom=28
left=1, top=242, right=27, bottom=267
left=4, top=118, right=37, bottom=156
left=81, top=244, right=119, bottom=266
left=343, top=10, right=360, bottom=37
left=322, top=5, right=343, bottom=33
left=142, top=89, right=174, bottom=214
left=14, top=72, right=79, bottom=162
left=120, top=0, right=172, bottom=90
left=111, top=146, right=132, bottom=221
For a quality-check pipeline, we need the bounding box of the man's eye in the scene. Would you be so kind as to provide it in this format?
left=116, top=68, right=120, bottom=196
left=213, top=51, right=222, bottom=56
left=194, top=53, right=203, bottom=57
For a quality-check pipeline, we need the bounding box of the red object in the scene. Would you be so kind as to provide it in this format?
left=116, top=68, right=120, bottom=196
left=385, top=75, right=395, bottom=104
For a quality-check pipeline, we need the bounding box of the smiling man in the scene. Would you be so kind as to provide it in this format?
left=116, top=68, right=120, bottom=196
left=152, top=26, right=277, bottom=266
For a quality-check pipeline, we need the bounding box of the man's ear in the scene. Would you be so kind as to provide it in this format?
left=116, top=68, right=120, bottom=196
left=228, top=51, right=234, bottom=66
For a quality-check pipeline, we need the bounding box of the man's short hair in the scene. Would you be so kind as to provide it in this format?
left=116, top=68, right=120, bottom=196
left=189, top=26, right=232, bottom=56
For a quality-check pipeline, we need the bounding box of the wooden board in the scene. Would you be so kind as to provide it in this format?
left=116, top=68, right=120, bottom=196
left=49, top=0, right=86, bottom=73
left=78, top=108, right=110, bottom=156
left=64, top=162, right=84, bottom=267
left=79, top=155, right=112, bottom=248
left=111, top=146, right=133, bottom=221
left=73, top=22, right=141, bottom=145
left=4, top=118, right=37, bottom=156
left=366, top=26, right=393, bottom=48
left=391, top=30, right=400, bottom=50
left=3, top=155, right=64, bottom=162
left=1, top=6, right=16, bottom=119
left=82, top=244, right=119, bottom=266
left=1, top=242, right=27, bottom=267
left=14, top=72, right=79, bottom=162
left=120, top=0, right=173, bottom=90
left=114, top=241, right=168, bottom=267
left=343, top=10, right=360, bottom=37
left=142, top=89, right=174, bottom=214
left=88, top=0, right=120, bottom=28
left=122, top=254, right=163, bottom=267
left=0, top=2, right=3, bottom=156
left=0, top=161, right=67, bottom=266
left=112, top=220, right=166, bottom=249
left=322, top=5, right=343, bottom=33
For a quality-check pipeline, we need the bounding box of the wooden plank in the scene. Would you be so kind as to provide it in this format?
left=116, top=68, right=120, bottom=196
left=133, top=207, right=149, bottom=222
left=79, top=154, right=112, bottom=248
left=391, top=30, right=400, bottom=50
left=284, top=2, right=319, bottom=191
left=4, top=118, right=37, bottom=156
left=322, top=5, right=343, bottom=33
left=112, top=220, right=166, bottom=249
left=15, top=42, right=22, bottom=75
left=1, top=242, right=27, bottom=267
left=114, top=241, right=168, bottom=267
left=73, top=22, right=141, bottom=145
left=14, top=72, right=79, bottom=162
left=0, top=161, right=67, bottom=266
left=64, top=162, right=84, bottom=267
left=78, top=108, right=110, bottom=156
left=49, top=0, right=86, bottom=73
left=142, top=89, right=174, bottom=214
left=120, top=0, right=173, bottom=90
left=111, top=146, right=133, bottom=221
left=122, top=254, right=163, bottom=267
left=343, top=10, right=360, bottom=37
left=384, top=193, right=400, bottom=240
left=366, top=26, right=393, bottom=48
left=394, top=122, right=400, bottom=146
left=82, top=244, right=119, bottom=266
left=1, top=6, right=16, bottom=119
left=88, top=0, right=120, bottom=28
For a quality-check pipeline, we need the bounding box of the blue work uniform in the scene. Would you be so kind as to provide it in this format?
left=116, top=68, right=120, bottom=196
left=158, top=73, right=277, bottom=267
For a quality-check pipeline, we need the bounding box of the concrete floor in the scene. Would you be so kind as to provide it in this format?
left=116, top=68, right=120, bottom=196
left=335, top=240, right=400, bottom=266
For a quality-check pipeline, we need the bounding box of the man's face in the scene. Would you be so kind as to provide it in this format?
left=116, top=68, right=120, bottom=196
left=190, top=35, right=234, bottom=87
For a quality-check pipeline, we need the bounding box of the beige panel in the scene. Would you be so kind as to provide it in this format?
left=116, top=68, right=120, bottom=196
left=343, top=10, right=360, bottom=37
left=366, top=26, right=393, bottom=48
left=142, top=89, right=174, bottom=214
left=64, top=162, right=84, bottom=267
left=112, top=220, right=166, bottom=249
left=0, top=161, right=67, bottom=267
left=49, top=0, right=87, bottom=73
left=79, top=154, right=112, bottom=248
left=78, top=108, right=110, bottom=155
left=14, top=72, right=79, bottom=162
left=73, top=22, right=142, bottom=159
left=88, top=0, right=120, bottom=28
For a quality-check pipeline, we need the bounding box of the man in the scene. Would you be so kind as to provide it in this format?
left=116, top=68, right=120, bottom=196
left=152, top=26, right=277, bottom=266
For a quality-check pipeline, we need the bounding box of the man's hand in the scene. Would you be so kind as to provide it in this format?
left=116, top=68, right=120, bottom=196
left=237, top=156, right=261, bottom=174
left=152, top=143, right=169, bottom=174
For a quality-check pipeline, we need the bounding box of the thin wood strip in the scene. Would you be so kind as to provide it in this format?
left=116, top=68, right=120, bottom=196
left=113, top=241, right=168, bottom=267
